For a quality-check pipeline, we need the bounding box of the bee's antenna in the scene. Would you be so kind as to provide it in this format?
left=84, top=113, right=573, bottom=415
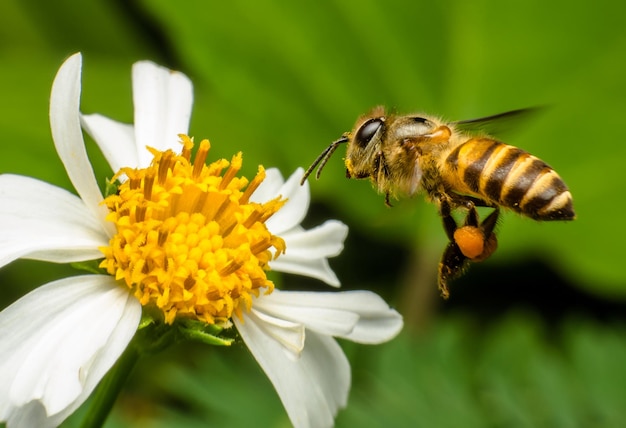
left=300, top=135, right=349, bottom=185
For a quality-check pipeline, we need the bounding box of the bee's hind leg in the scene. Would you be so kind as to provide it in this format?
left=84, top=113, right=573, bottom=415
left=384, top=192, right=392, bottom=207
left=438, top=196, right=458, bottom=241
left=454, top=203, right=500, bottom=263
left=436, top=196, right=500, bottom=298
left=477, top=207, right=499, bottom=243
left=448, top=194, right=500, bottom=259
left=436, top=196, right=468, bottom=298
left=438, top=241, right=468, bottom=299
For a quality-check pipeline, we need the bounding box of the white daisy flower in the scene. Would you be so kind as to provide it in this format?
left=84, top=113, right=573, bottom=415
left=0, top=53, right=403, bottom=428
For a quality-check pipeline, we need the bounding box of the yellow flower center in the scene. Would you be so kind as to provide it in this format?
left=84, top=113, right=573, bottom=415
left=99, top=135, right=286, bottom=325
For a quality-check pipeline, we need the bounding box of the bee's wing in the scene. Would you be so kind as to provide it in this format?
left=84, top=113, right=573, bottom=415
left=451, top=107, right=544, bottom=138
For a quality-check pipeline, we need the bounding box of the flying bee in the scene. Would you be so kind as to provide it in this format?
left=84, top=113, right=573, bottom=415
left=300, top=106, right=575, bottom=298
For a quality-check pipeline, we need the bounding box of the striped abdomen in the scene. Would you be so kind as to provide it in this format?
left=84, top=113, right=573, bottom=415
left=445, top=138, right=575, bottom=220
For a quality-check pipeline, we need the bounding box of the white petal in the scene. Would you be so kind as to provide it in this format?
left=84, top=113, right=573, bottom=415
left=255, top=290, right=403, bottom=344
left=80, top=113, right=138, bottom=174
left=269, top=255, right=341, bottom=287
left=262, top=168, right=311, bottom=235
left=280, top=220, right=348, bottom=259
left=254, top=298, right=358, bottom=339
left=341, top=307, right=404, bottom=344
left=49, top=53, right=112, bottom=235
left=0, top=174, right=110, bottom=267
left=269, top=221, right=347, bottom=286
left=4, top=400, right=50, bottom=428
left=248, top=308, right=305, bottom=358
left=0, top=275, right=141, bottom=426
left=235, top=313, right=349, bottom=428
left=132, top=61, right=193, bottom=168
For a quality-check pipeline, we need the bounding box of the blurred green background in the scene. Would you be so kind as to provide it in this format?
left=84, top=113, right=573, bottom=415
left=1, top=0, right=626, bottom=426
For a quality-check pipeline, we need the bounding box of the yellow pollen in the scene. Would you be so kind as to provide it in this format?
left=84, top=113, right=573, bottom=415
left=100, top=135, right=285, bottom=325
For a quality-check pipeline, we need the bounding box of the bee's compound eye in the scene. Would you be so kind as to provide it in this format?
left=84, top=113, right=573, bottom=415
left=355, top=118, right=383, bottom=147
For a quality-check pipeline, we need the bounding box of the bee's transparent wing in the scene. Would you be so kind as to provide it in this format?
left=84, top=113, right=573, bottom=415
left=452, top=107, right=544, bottom=138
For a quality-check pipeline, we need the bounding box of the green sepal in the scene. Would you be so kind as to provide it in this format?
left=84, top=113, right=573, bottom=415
left=104, top=177, right=120, bottom=197
left=137, top=313, right=156, bottom=331
left=70, top=259, right=105, bottom=274
left=134, top=321, right=177, bottom=354
left=177, top=319, right=233, bottom=346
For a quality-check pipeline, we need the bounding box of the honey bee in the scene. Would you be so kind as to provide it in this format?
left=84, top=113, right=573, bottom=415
left=301, top=106, right=575, bottom=298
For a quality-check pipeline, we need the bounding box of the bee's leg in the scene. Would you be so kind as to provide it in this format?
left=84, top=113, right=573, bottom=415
left=438, top=241, right=467, bottom=299
left=473, top=207, right=499, bottom=262
left=438, top=196, right=458, bottom=241
left=463, top=201, right=480, bottom=227
left=460, top=201, right=500, bottom=246
left=384, top=192, right=392, bottom=207
left=373, top=151, right=393, bottom=207
left=436, top=196, right=468, bottom=298
left=452, top=195, right=499, bottom=237
left=479, top=207, right=499, bottom=239
left=467, top=197, right=493, bottom=208
left=449, top=193, right=493, bottom=209
left=453, top=204, right=499, bottom=262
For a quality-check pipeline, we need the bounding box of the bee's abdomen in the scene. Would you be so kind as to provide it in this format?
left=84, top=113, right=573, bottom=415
left=446, top=138, right=575, bottom=220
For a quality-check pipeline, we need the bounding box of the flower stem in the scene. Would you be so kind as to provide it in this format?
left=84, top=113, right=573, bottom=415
left=79, top=343, right=140, bottom=428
